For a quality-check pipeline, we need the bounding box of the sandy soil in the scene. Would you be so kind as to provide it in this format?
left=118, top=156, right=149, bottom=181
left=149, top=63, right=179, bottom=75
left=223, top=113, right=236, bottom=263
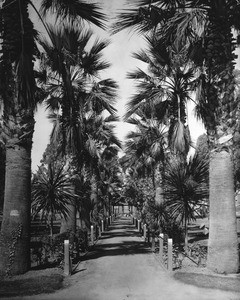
left=2, top=216, right=240, bottom=300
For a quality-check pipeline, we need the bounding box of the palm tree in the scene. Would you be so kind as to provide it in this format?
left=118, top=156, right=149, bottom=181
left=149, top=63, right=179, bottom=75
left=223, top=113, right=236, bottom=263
left=114, top=0, right=240, bottom=274
left=83, top=114, right=122, bottom=225
left=163, top=153, right=209, bottom=251
left=125, top=35, right=195, bottom=156
left=31, top=163, right=77, bottom=238
left=0, top=0, right=106, bottom=275
left=124, top=111, right=167, bottom=204
left=0, top=0, right=39, bottom=276
left=37, top=24, right=118, bottom=155
left=99, top=148, right=123, bottom=217
left=33, top=24, right=120, bottom=231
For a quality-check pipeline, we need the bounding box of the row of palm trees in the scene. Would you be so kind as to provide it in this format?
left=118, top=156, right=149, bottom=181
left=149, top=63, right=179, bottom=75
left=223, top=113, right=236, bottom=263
left=0, top=0, right=121, bottom=276
left=114, top=0, right=240, bottom=274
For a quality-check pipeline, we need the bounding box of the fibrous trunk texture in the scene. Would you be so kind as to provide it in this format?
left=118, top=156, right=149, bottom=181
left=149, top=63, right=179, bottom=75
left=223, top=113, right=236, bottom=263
left=208, top=150, right=239, bottom=274
left=0, top=144, right=32, bottom=276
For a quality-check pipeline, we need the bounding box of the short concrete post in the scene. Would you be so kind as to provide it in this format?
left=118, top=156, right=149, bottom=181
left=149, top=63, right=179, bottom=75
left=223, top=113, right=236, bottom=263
left=105, top=217, right=108, bottom=229
left=143, top=224, right=147, bottom=240
left=168, top=238, right=173, bottom=271
left=91, top=225, right=94, bottom=245
left=151, top=232, right=155, bottom=252
left=101, top=220, right=104, bottom=232
left=138, top=220, right=141, bottom=232
left=64, top=240, right=72, bottom=276
left=159, top=233, right=164, bottom=260
left=147, top=228, right=150, bottom=244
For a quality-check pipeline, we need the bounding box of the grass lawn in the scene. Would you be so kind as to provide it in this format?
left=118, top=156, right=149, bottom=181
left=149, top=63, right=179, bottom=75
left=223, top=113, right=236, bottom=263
left=174, top=272, right=240, bottom=293
left=0, top=268, right=64, bottom=298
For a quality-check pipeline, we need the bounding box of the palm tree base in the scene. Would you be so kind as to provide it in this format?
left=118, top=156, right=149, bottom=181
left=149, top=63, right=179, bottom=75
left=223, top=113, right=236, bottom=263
left=207, top=150, right=239, bottom=274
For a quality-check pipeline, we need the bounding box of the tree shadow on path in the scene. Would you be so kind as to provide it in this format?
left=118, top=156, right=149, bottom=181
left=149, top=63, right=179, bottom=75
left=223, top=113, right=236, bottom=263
left=82, top=216, right=151, bottom=261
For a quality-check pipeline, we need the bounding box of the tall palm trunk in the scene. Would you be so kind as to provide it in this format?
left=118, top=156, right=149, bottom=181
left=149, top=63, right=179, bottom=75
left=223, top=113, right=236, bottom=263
left=154, top=163, right=164, bottom=205
left=0, top=111, right=34, bottom=276
left=203, top=10, right=239, bottom=274
left=208, top=150, right=239, bottom=274
left=0, top=145, right=5, bottom=212
left=184, top=213, right=188, bottom=253
left=0, top=0, right=36, bottom=276
left=88, top=172, right=98, bottom=227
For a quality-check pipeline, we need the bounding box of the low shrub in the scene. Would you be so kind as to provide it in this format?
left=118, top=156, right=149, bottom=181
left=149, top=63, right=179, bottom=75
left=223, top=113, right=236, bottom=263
left=31, top=228, right=89, bottom=268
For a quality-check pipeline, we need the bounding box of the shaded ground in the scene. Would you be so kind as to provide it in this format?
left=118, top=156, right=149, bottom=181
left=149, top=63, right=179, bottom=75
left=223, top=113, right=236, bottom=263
left=0, top=268, right=63, bottom=298
left=1, top=216, right=240, bottom=300
left=174, top=272, right=240, bottom=293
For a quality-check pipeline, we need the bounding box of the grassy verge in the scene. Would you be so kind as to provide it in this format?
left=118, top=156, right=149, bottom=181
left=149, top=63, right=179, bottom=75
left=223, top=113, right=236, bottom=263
left=174, top=272, right=240, bottom=293
left=0, top=272, right=64, bottom=298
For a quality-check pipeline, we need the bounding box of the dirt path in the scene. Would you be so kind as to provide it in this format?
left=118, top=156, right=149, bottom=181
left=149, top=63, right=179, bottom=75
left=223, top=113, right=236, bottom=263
left=13, top=216, right=240, bottom=300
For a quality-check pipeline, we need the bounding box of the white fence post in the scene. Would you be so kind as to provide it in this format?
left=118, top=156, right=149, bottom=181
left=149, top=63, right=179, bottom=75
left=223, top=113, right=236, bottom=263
left=91, top=225, right=94, bottom=245
left=101, top=220, right=104, bottom=232
left=106, top=217, right=108, bottom=229
left=151, top=232, right=155, bottom=252
left=64, top=240, right=72, bottom=276
left=143, top=224, right=147, bottom=240
left=168, top=238, right=173, bottom=271
left=138, top=220, right=141, bottom=232
left=159, top=233, right=164, bottom=260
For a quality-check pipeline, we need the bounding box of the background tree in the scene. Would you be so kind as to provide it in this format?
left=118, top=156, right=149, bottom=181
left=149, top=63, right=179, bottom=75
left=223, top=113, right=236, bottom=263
left=124, top=112, right=167, bottom=204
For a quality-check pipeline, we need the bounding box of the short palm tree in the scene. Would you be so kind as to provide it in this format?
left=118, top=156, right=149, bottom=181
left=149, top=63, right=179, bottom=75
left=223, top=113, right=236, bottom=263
left=163, top=153, right=209, bottom=251
left=31, top=163, right=77, bottom=238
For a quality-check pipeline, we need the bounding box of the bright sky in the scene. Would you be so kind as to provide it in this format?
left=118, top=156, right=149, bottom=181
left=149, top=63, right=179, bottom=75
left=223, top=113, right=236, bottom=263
left=31, top=0, right=215, bottom=171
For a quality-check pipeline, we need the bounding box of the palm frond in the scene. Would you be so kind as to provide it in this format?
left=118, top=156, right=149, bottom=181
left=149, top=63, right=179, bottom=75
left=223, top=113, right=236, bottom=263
left=112, top=8, right=151, bottom=34
left=162, top=154, right=209, bottom=224
left=40, top=0, right=107, bottom=29
left=32, top=162, right=77, bottom=222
